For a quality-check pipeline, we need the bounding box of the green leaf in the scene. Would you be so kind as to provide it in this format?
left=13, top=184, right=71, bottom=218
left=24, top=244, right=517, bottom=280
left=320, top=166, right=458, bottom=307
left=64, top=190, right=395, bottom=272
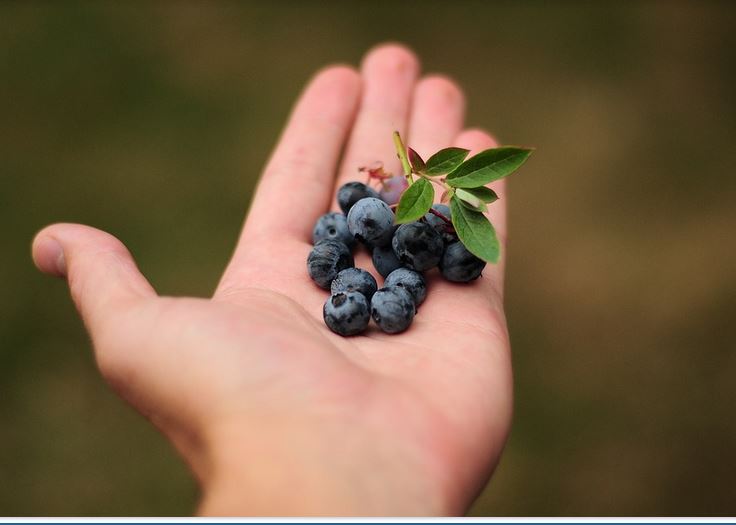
left=458, top=199, right=486, bottom=213
left=464, top=186, right=498, bottom=203
left=408, top=148, right=426, bottom=172
left=395, top=178, right=434, bottom=224
left=446, top=147, right=533, bottom=188
left=424, top=147, right=470, bottom=176
left=450, top=196, right=500, bottom=263
left=455, top=188, right=487, bottom=212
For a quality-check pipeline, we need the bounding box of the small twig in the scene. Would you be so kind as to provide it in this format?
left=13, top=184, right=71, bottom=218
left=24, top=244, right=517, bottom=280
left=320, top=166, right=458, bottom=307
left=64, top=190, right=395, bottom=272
left=427, top=207, right=452, bottom=225
left=392, top=131, right=413, bottom=186
left=420, top=173, right=453, bottom=196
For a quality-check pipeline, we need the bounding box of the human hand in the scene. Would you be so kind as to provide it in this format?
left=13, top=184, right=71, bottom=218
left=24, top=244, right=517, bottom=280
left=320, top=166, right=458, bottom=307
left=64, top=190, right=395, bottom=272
left=31, top=44, right=512, bottom=516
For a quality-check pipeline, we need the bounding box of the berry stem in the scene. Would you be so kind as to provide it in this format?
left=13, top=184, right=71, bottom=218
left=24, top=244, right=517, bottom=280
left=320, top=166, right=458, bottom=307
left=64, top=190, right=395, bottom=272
left=392, top=131, right=413, bottom=186
left=427, top=207, right=452, bottom=225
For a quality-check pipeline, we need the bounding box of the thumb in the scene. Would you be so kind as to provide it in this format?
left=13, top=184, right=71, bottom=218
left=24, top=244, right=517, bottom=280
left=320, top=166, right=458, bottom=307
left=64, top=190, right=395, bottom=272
left=32, top=223, right=156, bottom=334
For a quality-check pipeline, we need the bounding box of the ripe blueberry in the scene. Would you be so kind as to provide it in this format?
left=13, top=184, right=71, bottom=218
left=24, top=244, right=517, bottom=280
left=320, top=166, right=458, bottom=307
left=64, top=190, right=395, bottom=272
left=323, top=291, right=370, bottom=336
left=392, top=221, right=444, bottom=272
left=331, top=268, right=378, bottom=301
left=371, top=244, right=402, bottom=278
left=307, top=239, right=354, bottom=289
left=384, top=268, right=427, bottom=306
left=337, top=182, right=380, bottom=214
left=347, top=197, right=395, bottom=247
left=423, top=204, right=455, bottom=243
left=370, top=286, right=416, bottom=334
left=312, top=212, right=355, bottom=248
left=440, top=241, right=486, bottom=282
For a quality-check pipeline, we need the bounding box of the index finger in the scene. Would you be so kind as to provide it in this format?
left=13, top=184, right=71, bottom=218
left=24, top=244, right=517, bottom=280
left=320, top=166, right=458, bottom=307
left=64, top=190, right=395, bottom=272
left=240, top=66, right=361, bottom=244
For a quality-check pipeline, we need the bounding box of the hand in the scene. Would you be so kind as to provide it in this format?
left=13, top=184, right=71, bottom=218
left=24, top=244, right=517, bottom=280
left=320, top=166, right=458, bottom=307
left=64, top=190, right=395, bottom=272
left=31, top=44, right=512, bottom=516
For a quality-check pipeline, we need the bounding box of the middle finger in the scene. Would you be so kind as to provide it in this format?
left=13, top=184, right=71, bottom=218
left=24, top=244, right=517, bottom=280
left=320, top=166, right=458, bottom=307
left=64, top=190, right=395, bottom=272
left=332, top=43, right=420, bottom=204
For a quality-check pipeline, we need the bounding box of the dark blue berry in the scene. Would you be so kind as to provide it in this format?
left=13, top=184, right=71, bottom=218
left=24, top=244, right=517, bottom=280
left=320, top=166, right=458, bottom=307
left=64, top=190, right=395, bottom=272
left=331, top=268, right=378, bottom=301
left=307, top=239, right=354, bottom=289
left=440, top=241, right=486, bottom=282
left=392, top=221, right=444, bottom=272
left=323, top=291, right=370, bottom=336
left=312, top=212, right=355, bottom=248
left=423, top=204, right=455, bottom=243
left=384, top=268, right=426, bottom=306
left=371, top=244, right=402, bottom=278
left=337, top=182, right=380, bottom=214
left=370, top=286, right=416, bottom=334
left=347, top=197, right=395, bottom=247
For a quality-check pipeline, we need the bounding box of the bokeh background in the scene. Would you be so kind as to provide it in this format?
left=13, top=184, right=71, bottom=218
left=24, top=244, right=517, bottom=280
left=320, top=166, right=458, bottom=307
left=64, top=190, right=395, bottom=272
left=2, top=1, right=735, bottom=516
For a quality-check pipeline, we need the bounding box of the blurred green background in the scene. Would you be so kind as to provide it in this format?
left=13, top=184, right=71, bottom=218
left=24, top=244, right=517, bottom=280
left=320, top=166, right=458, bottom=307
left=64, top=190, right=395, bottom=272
left=2, top=1, right=735, bottom=516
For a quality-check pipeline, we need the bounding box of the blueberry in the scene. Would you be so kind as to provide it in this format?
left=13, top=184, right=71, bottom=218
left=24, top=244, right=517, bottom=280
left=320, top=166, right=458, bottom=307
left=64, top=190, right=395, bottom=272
left=337, top=182, right=380, bottom=214
left=307, top=239, right=354, bottom=289
left=312, top=212, right=355, bottom=248
left=423, top=204, right=455, bottom=243
left=431, top=203, right=451, bottom=218
left=347, top=197, right=395, bottom=247
left=370, top=287, right=416, bottom=334
left=323, top=291, right=370, bottom=336
left=331, top=268, right=378, bottom=301
left=392, top=222, right=444, bottom=272
left=384, top=268, right=426, bottom=306
left=379, top=175, right=408, bottom=205
left=440, top=241, right=486, bottom=282
left=371, top=244, right=402, bottom=278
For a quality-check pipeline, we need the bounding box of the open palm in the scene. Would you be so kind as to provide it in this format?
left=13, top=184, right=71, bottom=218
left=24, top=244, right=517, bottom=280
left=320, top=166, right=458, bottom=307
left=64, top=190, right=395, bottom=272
left=32, top=44, right=512, bottom=516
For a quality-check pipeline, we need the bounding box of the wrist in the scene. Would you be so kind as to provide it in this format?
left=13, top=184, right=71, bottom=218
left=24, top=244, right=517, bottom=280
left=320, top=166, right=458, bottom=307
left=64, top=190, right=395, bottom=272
left=196, top=417, right=451, bottom=516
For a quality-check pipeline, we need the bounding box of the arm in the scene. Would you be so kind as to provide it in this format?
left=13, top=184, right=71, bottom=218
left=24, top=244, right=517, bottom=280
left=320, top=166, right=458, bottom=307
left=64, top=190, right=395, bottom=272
left=32, top=43, right=512, bottom=516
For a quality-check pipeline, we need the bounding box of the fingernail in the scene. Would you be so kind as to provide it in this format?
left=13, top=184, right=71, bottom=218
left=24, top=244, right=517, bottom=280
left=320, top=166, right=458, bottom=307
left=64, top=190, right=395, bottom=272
left=55, top=244, right=67, bottom=277
left=35, top=236, right=67, bottom=277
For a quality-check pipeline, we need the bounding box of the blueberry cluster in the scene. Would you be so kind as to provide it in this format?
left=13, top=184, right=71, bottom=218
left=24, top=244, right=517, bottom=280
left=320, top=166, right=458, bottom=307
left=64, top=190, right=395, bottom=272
left=307, top=181, right=486, bottom=336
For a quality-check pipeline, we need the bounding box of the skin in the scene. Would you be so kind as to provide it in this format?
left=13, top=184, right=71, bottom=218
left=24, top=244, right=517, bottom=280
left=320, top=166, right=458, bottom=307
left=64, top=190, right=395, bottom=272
left=31, top=43, right=512, bottom=516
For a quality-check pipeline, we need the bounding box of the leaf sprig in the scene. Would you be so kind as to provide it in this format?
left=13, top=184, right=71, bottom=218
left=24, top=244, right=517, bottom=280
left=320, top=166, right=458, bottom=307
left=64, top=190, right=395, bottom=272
left=392, top=131, right=533, bottom=263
